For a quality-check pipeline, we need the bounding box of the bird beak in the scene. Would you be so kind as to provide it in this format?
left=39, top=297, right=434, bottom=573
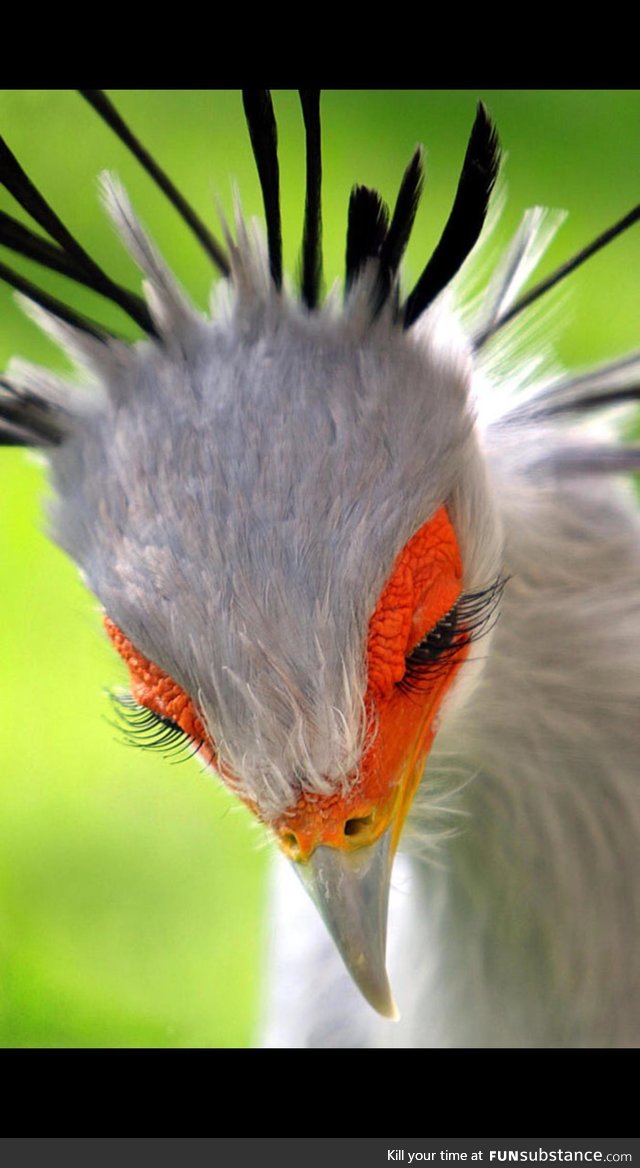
left=292, top=826, right=400, bottom=1019
left=277, top=692, right=444, bottom=1017
left=275, top=650, right=461, bottom=1017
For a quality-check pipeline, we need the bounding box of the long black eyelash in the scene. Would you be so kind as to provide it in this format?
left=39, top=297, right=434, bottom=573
left=107, top=691, right=199, bottom=763
left=399, top=576, right=507, bottom=695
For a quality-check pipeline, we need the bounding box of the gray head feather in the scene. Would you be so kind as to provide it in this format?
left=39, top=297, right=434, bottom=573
left=18, top=191, right=490, bottom=819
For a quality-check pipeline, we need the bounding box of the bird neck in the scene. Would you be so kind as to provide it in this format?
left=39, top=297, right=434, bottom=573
left=405, top=471, right=640, bottom=1046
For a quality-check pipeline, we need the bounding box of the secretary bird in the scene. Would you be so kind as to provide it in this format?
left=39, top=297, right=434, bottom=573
left=1, top=90, right=639, bottom=1048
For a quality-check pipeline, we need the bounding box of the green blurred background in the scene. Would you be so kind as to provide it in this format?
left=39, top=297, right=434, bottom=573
left=0, top=90, right=638, bottom=1047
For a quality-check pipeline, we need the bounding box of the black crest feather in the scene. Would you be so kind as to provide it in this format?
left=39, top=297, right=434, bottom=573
left=381, top=147, right=424, bottom=272
left=298, top=89, right=323, bottom=309
left=373, top=146, right=424, bottom=314
left=79, top=89, right=230, bottom=278
left=0, top=377, right=66, bottom=447
left=0, top=257, right=112, bottom=340
left=345, top=186, right=390, bottom=291
left=0, top=134, right=154, bottom=336
left=0, top=210, right=92, bottom=283
left=403, top=102, right=500, bottom=328
left=475, top=203, right=640, bottom=349
left=242, top=90, right=283, bottom=290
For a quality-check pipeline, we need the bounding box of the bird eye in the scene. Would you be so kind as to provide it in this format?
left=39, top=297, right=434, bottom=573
left=400, top=605, right=463, bottom=692
left=411, top=607, right=459, bottom=660
left=109, top=692, right=199, bottom=762
left=400, top=578, right=506, bottom=693
left=103, top=615, right=217, bottom=769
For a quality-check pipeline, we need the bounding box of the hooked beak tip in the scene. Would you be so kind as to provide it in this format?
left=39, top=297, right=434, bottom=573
left=352, top=960, right=399, bottom=1019
left=352, top=948, right=399, bottom=1019
left=375, top=988, right=401, bottom=1022
left=388, top=999, right=401, bottom=1023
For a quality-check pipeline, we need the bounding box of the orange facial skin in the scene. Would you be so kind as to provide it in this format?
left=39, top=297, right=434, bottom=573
left=105, top=505, right=467, bottom=861
left=274, top=505, right=467, bottom=859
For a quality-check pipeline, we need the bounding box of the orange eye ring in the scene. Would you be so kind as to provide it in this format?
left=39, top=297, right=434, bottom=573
left=366, top=505, right=464, bottom=699
left=274, top=504, right=467, bottom=858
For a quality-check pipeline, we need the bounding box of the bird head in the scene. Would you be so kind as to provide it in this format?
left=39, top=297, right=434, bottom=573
left=0, top=91, right=506, bottom=1017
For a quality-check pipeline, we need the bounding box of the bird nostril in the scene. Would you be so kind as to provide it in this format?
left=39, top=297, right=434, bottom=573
left=279, top=830, right=303, bottom=861
left=344, top=812, right=374, bottom=838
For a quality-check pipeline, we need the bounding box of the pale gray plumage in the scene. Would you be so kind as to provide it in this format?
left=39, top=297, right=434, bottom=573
left=261, top=300, right=640, bottom=1045
left=2, top=93, right=640, bottom=1048
left=263, top=293, right=640, bottom=1047
left=30, top=217, right=479, bottom=820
